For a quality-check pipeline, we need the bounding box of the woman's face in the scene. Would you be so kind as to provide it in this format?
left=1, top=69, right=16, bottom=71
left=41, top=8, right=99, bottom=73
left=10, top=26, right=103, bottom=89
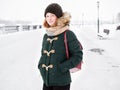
left=45, top=13, right=57, bottom=27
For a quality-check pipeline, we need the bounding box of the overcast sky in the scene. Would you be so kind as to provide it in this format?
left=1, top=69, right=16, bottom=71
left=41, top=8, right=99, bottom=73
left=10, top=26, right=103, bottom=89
left=0, top=0, right=120, bottom=23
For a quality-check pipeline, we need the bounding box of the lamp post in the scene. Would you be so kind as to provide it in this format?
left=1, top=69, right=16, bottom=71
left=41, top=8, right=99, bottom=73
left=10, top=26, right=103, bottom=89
left=82, top=13, right=84, bottom=27
left=97, top=1, right=100, bottom=34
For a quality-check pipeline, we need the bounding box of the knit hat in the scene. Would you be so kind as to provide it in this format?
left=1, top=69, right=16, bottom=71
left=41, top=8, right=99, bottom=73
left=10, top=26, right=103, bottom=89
left=44, top=3, right=63, bottom=18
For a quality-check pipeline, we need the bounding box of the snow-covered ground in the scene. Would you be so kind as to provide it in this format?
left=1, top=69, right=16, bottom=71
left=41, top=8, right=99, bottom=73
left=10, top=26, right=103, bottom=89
left=0, top=25, right=120, bottom=90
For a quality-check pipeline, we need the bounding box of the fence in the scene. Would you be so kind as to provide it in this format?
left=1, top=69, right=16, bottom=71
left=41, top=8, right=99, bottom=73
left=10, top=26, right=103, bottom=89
left=0, top=24, right=42, bottom=34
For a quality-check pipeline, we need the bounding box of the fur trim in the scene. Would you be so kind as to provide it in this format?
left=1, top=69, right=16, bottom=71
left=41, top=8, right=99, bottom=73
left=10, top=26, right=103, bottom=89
left=57, top=12, right=71, bottom=26
left=43, top=12, right=71, bottom=28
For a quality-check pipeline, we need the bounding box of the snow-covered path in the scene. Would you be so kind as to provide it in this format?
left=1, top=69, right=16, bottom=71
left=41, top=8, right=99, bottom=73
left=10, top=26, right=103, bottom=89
left=71, top=25, right=120, bottom=90
left=0, top=30, right=44, bottom=90
left=0, top=26, right=120, bottom=90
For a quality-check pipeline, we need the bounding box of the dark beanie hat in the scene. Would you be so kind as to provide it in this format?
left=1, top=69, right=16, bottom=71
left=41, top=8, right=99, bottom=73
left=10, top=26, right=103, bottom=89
left=44, top=3, right=63, bottom=18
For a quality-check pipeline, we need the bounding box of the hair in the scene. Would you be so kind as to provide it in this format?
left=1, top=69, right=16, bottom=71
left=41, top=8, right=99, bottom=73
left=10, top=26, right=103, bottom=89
left=43, top=20, right=50, bottom=28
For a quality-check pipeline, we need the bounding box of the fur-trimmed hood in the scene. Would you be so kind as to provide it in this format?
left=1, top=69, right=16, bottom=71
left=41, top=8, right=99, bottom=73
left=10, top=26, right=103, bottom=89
left=43, top=12, right=71, bottom=28
left=57, top=12, right=71, bottom=27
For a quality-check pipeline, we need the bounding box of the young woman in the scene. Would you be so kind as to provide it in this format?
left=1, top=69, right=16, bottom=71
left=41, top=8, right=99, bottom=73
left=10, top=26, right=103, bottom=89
left=38, top=3, right=83, bottom=90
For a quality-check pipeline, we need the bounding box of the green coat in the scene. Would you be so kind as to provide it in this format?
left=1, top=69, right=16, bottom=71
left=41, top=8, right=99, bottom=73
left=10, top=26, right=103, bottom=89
left=38, top=30, right=83, bottom=86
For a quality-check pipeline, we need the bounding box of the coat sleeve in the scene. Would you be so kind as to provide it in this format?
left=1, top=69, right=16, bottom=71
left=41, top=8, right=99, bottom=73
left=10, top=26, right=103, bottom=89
left=58, top=30, right=83, bottom=73
left=41, top=34, right=47, bottom=55
left=38, top=34, right=47, bottom=68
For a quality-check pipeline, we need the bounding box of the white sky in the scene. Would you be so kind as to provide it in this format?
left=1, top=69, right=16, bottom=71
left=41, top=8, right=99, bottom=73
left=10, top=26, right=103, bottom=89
left=0, top=0, right=120, bottom=22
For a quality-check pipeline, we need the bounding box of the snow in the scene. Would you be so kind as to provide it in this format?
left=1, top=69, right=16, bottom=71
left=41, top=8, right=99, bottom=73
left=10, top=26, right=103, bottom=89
left=0, top=25, right=120, bottom=90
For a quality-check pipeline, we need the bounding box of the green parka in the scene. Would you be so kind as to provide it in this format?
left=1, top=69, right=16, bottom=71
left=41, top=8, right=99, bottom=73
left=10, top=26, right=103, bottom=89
left=38, top=30, right=83, bottom=86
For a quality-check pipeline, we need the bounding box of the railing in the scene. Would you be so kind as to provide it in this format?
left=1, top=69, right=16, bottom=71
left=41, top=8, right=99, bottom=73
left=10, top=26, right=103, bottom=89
left=0, top=24, right=42, bottom=34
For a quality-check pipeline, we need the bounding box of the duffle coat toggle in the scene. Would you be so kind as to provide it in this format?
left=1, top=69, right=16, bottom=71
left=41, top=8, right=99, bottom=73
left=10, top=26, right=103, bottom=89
left=43, top=50, right=55, bottom=56
left=47, top=37, right=58, bottom=43
left=42, top=64, right=53, bottom=71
